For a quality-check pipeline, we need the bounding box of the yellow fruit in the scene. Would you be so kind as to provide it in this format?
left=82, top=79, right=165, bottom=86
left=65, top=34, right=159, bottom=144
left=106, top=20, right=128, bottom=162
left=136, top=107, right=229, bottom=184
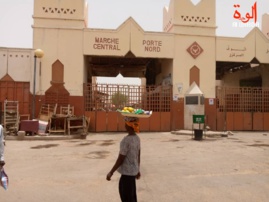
left=124, top=107, right=128, bottom=110
left=128, top=107, right=134, bottom=112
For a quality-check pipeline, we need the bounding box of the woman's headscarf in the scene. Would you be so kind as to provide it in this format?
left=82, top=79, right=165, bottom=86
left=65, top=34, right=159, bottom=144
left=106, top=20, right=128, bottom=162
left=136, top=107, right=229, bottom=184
left=125, top=117, right=140, bottom=133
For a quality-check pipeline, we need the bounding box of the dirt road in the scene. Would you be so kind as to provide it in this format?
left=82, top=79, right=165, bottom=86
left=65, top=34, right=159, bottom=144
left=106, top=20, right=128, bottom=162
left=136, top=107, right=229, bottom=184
left=1, top=132, right=269, bottom=202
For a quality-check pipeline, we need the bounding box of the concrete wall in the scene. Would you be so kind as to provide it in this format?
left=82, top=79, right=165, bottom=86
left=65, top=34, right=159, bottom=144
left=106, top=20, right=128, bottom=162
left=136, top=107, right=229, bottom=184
left=33, top=28, right=85, bottom=96
left=163, top=0, right=216, bottom=36
left=172, top=35, right=216, bottom=98
left=216, top=28, right=269, bottom=64
left=83, top=18, right=174, bottom=58
left=163, top=0, right=216, bottom=100
left=0, top=48, right=34, bottom=86
left=33, top=0, right=87, bottom=96
left=262, top=13, right=269, bottom=40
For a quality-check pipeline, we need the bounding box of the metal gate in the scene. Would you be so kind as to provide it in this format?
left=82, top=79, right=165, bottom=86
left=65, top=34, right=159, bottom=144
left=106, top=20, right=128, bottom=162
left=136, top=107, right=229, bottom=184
left=84, top=83, right=172, bottom=132
left=0, top=81, right=31, bottom=122
left=216, top=87, right=269, bottom=131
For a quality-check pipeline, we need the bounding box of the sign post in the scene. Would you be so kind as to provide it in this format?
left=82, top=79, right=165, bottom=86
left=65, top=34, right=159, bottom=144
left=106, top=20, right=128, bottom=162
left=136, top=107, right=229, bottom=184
left=192, top=115, right=205, bottom=140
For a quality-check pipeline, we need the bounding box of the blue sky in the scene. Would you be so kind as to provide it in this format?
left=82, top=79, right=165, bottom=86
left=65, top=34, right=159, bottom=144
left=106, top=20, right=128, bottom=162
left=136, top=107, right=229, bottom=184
left=0, top=0, right=268, bottom=49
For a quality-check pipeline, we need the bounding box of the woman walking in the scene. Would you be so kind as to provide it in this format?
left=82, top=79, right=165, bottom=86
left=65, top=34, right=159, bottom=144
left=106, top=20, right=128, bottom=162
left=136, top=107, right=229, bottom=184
left=106, top=117, right=141, bottom=202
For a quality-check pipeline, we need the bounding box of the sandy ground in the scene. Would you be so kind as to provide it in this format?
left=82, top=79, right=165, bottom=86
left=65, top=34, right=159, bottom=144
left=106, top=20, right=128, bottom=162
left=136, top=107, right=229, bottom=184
left=1, top=131, right=269, bottom=202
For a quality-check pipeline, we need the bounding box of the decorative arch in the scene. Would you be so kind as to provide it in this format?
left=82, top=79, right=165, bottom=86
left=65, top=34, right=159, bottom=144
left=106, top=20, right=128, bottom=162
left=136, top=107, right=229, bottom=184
left=51, top=59, right=64, bottom=84
left=45, top=60, right=69, bottom=105
left=190, top=65, right=200, bottom=86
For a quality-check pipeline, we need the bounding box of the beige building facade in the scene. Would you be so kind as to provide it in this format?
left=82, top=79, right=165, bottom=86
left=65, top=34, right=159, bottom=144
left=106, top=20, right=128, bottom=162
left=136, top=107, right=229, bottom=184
left=1, top=0, right=269, bottom=132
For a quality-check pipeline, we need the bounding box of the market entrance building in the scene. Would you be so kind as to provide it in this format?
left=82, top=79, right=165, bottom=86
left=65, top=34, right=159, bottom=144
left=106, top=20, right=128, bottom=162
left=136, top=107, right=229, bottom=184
left=1, top=0, right=269, bottom=132
left=82, top=18, right=174, bottom=132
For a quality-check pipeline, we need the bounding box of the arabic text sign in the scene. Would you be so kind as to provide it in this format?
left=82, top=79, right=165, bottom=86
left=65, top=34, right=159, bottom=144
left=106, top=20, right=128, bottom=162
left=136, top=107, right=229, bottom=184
left=233, top=2, right=257, bottom=23
left=192, top=115, right=205, bottom=124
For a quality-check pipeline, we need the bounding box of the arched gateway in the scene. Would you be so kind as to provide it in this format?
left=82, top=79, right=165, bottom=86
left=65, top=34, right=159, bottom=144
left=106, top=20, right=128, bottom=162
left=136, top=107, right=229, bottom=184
left=1, top=0, right=269, bottom=132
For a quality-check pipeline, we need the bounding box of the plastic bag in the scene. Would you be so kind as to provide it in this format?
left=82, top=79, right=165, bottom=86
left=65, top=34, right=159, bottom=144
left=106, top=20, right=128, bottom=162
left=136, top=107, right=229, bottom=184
left=0, top=168, right=8, bottom=190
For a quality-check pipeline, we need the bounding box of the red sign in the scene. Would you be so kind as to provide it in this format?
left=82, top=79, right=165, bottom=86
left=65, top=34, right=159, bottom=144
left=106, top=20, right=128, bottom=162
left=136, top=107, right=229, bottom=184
left=233, top=2, right=257, bottom=23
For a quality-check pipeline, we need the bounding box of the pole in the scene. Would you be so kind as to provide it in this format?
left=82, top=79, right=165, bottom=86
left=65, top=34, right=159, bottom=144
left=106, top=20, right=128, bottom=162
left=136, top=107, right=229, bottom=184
left=32, top=55, right=37, bottom=119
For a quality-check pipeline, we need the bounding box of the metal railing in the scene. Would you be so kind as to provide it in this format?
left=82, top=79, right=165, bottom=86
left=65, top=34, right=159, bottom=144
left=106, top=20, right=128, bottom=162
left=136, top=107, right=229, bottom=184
left=84, top=83, right=172, bottom=112
left=216, top=87, right=269, bottom=112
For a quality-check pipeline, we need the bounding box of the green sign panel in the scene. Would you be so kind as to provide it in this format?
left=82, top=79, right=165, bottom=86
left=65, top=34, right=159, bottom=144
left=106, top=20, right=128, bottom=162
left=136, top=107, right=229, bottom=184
left=193, top=115, right=205, bottom=124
